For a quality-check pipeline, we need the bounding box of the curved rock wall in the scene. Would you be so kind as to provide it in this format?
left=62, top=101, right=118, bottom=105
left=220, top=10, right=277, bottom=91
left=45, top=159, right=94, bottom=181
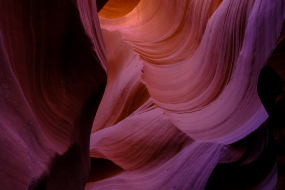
left=0, top=0, right=285, bottom=189
left=0, top=0, right=107, bottom=189
left=88, top=0, right=285, bottom=189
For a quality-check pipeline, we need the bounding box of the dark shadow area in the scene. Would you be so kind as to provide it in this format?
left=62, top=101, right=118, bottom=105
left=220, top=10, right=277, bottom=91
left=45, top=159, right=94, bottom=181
left=87, top=158, right=124, bottom=183
left=257, top=66, right=283, bottom=115
left=257, top=31, right=285, bottom=188
left=96, top=0, right=109, bottom=12
left=205, top=123, right=276, bottom=189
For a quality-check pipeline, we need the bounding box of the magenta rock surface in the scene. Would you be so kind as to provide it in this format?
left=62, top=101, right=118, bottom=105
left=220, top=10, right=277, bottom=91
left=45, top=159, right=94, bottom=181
left=0, top=0, right=107, bottom=189
left=0, top=0, right=285, bottom=190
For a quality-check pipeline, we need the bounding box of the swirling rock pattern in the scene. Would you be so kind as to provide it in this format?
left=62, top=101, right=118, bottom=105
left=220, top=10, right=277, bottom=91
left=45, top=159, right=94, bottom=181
left=0, top=0, right=285, bottom=189
left=89, top=0, right=285, bottom=189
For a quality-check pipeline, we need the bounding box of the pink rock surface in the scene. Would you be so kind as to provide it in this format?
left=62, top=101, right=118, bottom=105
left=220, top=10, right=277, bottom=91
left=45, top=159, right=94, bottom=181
left=88, top=0, right=285, bottom=189
left=1, top=0, right=285, bottom=189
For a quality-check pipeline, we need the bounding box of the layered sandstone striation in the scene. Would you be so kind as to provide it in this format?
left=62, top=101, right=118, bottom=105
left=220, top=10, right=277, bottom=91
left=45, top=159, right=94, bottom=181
left=0, top=0, right=285, bottom=190
left=88, top=0, right=285, bottom=189
left=0, top=0, right=107, bottom=189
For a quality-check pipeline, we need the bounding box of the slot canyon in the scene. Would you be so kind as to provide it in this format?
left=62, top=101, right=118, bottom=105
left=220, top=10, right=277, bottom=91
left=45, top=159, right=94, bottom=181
left=0, top=0, right=285, bottom=189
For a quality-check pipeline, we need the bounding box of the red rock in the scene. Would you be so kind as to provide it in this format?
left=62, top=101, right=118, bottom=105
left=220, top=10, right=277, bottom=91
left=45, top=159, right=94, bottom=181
left=0, top=0, right=107, bottom=189
left=1, top=0, right=285, bottom=189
